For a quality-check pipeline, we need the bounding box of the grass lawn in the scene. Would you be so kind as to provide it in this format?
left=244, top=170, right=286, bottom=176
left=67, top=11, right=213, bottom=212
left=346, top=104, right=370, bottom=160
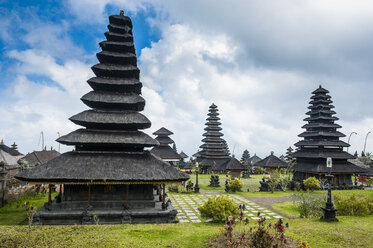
left=235, top=189, right=372, bottom=198
left=0, top=223, right=221, bottom=248
left=0, top=193, right=58, bottom=225
left=272, top=201, right=373, bottom=248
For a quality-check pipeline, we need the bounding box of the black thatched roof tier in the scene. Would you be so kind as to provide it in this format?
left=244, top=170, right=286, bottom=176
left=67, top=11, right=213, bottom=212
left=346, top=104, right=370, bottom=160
left=96, top=51, right=137, bottom=66
left=226, top=157, right=248, bottom=171
left=91, top=64, right=139, bottom=78
left=81, top=91, right=145, bottom=110
left=205, top=121, right=221, bottom=126
left=204, top=126, right=222, bottom=131
left=87, top=77, right=142, bottom=93
left=155, top=136, right=174, bottom=145
left=295, top=140, right=349, bottom=147
left=293, top=85, right=359, bottom=177
left=150, top=146, right=181, bottom=160
left=15, top=151, right=188, bottom=183
left=70, top=110, right=151, bottom=130
left=292, top=149, right=354, bottom=159
left=254, top=152, right=288, bottom=169
left=201, top=137, right=225, bottom=143
left=302, top=123, right=342, bottom=129
left=178, top=160, right=192, bottom=170
left=153, top=127, right=173, bottom=136
left=298, top=131, right=346, bottom=138
left=104, top=31, right=133, bottom=42
left=249, top=154, right=262, bottom=165
left=57, top=129, right=158, bottom=147
left=99, top=41, right=135, bottom=54
left=202, top=131, right=223, bottom=137
left=199, top=143, right=225, bottom=149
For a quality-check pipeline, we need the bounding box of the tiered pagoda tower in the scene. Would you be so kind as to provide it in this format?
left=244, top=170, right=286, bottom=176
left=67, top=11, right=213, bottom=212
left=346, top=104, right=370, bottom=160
left=198, top=104, right=230, bottom=173
left=16, top=11, right=188, bottom=225
left=285, top=146, right=294, bottom=162
left=292, top=86, right=365, bottom=187
left=150, top=127, right=181, bottom=164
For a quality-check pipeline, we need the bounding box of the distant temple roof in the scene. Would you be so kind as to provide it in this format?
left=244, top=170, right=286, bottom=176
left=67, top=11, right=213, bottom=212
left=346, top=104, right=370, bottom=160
left=179, top=151, right=188, bottom=159
left=22, top=150, right=61, bottom=167
left=0, top=141, right=23, bottom=157
left=254, top=152, right=288, bottom=169
left=0, top=150, right=19, bottom=166
left=153, top=127, right=173, bottom=136
left=150, top=127, right=181, bottom=161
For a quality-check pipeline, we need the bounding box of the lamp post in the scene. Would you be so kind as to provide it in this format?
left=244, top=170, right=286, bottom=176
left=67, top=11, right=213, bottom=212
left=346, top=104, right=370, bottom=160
left=363, top=131, right=371, bottom=155
left=321, top=157, right=338, bottom=222
left=347, top=132, right=357, bottom=153
left=194, top=162, right=200, bottom=193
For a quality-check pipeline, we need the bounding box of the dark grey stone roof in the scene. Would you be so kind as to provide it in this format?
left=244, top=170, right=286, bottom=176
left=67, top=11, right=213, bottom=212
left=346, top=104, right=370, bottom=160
left=81, top=91, right=145, bottom=110
left=248, top=154, right=262, bottom=165
left=16, top=151, right=188, bottom=182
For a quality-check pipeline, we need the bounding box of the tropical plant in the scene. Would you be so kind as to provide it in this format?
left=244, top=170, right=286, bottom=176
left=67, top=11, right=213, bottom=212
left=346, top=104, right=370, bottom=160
left=303, top=177, right=320, bottom=191
left=198, top=195, right=240, bottom=222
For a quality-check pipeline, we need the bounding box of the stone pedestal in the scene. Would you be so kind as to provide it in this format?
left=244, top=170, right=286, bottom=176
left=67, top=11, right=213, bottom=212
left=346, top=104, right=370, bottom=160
left=321, top=205, right=338, bottom=222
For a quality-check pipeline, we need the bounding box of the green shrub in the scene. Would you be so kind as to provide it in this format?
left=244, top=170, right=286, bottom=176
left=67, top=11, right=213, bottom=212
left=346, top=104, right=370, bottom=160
left=167, top=184, right=180, bottom=193
left=228, top=178, right=244, bottom=191
left=303, top=177, right=320, bottom=191
left=198, top=195, right=240, bottom=222
left=292, top=191, right=324, bottom=218
left=334, top=194, right=369, bottom=216
left=366, top=178, right=373, bottom=187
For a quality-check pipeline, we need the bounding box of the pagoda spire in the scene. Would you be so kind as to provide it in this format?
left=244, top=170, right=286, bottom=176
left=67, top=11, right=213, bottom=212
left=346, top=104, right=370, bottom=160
left=292, top=85, right=366, bottom=187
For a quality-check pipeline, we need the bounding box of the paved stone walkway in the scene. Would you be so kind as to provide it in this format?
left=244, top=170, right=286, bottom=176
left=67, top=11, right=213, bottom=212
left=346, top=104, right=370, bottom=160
left=169, top=193, right=283, bottom=223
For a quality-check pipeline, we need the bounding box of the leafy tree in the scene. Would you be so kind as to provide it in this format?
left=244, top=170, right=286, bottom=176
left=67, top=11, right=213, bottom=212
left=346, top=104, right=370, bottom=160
left=241, top=149, right=250, bottom=162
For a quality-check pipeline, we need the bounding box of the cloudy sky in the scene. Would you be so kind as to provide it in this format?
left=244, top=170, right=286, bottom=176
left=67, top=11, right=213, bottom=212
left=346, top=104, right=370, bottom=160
left=0, top=0, right=372, bottom=158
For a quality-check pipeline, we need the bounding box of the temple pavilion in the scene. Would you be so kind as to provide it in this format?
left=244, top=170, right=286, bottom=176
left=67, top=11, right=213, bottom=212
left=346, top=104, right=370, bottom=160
left=16, top=11, right=189, bottom=225
left=254, top=151, right=288, bottom=175
left=292, top=86, right=366, bottom=187
left=198, top=104, right=246, bottom=176
left=150, top=127, right=181, bottom=165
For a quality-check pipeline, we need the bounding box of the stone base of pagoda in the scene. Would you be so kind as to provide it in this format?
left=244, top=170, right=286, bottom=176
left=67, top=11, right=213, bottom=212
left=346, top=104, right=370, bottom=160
left=32, top=200, right=178, bottom=225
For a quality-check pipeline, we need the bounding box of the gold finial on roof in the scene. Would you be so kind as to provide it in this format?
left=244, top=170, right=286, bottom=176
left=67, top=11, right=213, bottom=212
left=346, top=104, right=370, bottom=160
left=0, top=139, right=3, bottom=145
left=120, top=10, right=124, bottom=16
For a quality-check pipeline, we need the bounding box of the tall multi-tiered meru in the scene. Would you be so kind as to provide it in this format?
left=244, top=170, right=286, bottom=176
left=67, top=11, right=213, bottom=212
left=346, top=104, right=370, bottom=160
left=292, top=86, right=365, bottom=188
left=198, top=104, right=230, bottom=173
left=198, top=104, right=246, bottom=177
left=150, top=127, right=181, bottom=165
left=15, top=12, right=189, bottom=225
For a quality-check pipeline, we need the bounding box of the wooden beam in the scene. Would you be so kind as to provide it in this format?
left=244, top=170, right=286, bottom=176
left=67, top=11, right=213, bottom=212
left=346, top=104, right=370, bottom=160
left=88, top=184, right=91, bottom=205
left=126, top=184, right=129, bottom=206
left=48, top=184, right=52, bottom=204
left=162, top=184, right=166, bottom=204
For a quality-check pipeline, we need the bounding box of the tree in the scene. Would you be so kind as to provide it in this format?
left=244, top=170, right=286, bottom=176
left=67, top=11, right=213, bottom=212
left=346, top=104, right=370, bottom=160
left=241, top=149, right=250, bottom=162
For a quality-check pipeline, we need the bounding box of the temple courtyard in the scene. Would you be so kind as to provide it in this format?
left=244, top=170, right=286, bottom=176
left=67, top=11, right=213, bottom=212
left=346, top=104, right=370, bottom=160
left=0, top=175, right=372, bottom=248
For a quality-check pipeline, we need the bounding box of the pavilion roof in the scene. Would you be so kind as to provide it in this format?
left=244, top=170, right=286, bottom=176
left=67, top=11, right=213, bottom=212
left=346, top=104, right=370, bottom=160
left=254, top=152, right=288, bottom=168
left=179, top=151, right=188, bottom=159
left=16, top=151, right=189, bottom=183
left=150, top=146, right=181, bottom=160
left=153, top=127, right=173, bottom=136
left=0, top=150, right=19, bottom=166
left=0, top=143, right=23, bottom=156
left=22, top=150, right=61, bottom=167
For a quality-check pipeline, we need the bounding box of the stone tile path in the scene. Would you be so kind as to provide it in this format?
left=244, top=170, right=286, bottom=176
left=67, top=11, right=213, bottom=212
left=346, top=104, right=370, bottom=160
left=169, top=193, right=283, bottom=223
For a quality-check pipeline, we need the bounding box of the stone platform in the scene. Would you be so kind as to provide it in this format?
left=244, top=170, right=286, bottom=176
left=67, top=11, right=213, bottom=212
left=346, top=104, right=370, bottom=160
left=33, top=200, right=177, bottom=225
